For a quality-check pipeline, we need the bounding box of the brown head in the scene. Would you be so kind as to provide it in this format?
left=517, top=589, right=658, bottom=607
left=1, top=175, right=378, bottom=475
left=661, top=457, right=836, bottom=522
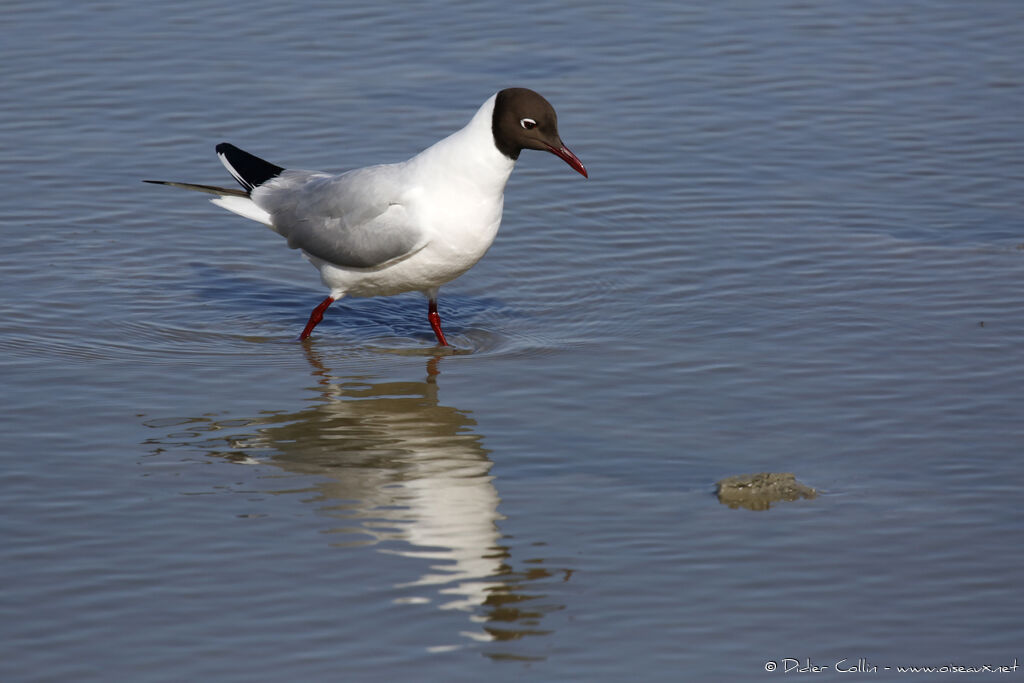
left=491, top=88, right=587, bottom=178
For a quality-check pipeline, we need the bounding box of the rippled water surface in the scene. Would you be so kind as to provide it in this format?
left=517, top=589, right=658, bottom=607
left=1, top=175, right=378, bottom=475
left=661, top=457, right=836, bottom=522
left=3, top=1, right=1024, bottom=680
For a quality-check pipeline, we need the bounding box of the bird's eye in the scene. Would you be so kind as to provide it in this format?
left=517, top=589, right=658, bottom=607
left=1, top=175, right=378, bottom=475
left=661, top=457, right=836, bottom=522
left=520, top=118, right=537, bottom=130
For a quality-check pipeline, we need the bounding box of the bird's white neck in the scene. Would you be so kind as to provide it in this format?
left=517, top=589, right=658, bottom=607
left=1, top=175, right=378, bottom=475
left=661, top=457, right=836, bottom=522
left=408, top=93, right=516, bottom=196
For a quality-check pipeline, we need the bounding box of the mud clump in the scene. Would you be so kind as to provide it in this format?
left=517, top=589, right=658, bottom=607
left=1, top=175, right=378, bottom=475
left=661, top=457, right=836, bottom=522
left=716, top=472, right=817, bottom=511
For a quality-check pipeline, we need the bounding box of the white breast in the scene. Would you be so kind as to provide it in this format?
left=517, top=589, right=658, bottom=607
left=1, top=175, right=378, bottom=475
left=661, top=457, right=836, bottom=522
left=313, top=93, right=516, bottom=299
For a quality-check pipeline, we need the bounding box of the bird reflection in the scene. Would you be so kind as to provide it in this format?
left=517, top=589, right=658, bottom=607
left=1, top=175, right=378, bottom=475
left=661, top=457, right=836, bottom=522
left=143, top=346, right=564, bottom=651
left=273, top=348, right=503, bottom=614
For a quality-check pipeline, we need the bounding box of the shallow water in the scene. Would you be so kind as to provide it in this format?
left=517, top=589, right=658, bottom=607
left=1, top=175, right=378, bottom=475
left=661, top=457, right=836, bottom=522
left=3, top=1, right=1024, bottom=680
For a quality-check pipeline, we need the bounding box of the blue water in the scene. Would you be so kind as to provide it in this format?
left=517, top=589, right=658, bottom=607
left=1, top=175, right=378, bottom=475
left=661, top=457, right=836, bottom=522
left=2, top=1, right=1023, bottom=680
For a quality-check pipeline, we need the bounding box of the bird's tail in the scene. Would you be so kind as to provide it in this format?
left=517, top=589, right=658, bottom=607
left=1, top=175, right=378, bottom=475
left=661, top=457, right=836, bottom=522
left=143, top=143, right=284, bottom=226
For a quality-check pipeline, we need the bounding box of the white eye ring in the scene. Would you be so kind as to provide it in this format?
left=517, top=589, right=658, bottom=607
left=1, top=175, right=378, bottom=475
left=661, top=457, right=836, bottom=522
left=520, top=118, right=537, bottom=130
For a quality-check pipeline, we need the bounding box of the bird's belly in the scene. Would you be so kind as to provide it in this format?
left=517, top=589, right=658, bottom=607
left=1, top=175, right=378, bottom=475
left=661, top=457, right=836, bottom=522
left=311, top=213, right=502, bottom=298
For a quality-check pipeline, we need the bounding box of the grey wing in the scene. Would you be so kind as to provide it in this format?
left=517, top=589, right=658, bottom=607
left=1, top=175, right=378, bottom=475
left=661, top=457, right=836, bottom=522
left=251, top=166, right=424, bottom=269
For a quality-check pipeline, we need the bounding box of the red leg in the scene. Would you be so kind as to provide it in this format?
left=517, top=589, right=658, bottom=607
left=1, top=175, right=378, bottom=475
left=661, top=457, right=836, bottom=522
left=300, top=296, right=335, bottom=340
left=428, top=297, right=449, bottom=346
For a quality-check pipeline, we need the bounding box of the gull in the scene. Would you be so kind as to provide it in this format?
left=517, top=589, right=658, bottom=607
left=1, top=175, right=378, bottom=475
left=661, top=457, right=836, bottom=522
left=146, top=88, right=587, bottom=345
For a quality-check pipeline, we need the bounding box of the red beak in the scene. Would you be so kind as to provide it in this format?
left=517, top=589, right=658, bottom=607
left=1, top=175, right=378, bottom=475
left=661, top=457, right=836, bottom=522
left=545, top=143, right=588, bottom=178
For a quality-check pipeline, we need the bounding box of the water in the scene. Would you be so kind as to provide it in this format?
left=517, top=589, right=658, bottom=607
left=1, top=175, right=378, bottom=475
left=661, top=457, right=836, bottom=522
left=3, top=1, right=1024, bottom=680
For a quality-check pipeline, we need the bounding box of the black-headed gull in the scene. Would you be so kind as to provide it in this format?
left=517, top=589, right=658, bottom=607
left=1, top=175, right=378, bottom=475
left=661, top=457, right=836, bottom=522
left=146, top=88, right=587, bottom=345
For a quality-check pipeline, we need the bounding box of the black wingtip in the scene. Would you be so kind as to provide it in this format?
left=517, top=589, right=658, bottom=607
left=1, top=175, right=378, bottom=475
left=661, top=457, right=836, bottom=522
left=142, top=179, right=249, bottom=197
left=216, top=142, right=285, bottom=191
